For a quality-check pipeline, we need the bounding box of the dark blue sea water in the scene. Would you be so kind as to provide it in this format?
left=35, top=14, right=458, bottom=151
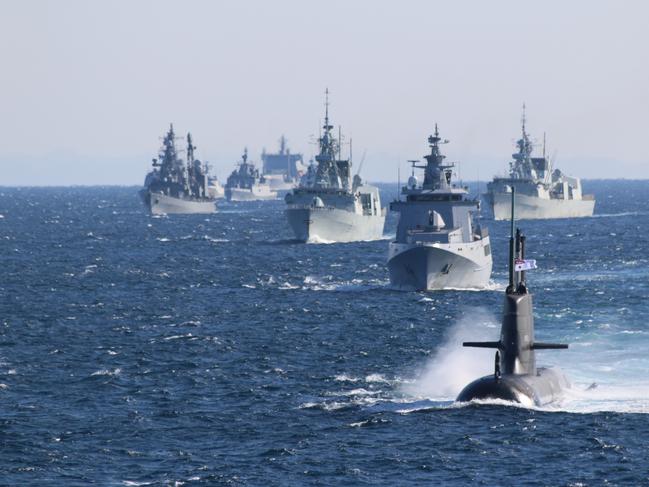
left=2, top=181, right=649, bottom=486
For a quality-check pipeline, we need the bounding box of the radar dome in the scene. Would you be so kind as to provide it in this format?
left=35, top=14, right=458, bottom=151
left=312, top=196, right=325, bottom=208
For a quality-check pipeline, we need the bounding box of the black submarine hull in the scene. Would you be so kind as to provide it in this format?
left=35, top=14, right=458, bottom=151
left=456, top=367, right=570, bottom=407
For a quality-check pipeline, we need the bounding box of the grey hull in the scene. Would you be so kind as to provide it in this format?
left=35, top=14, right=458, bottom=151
left=388, top=240, right=492, bottom=290
left=265, top=175, right=297, bottom=193
left=286, top=207, right=385, bottom=243
left=143, top=191, right=216, bottom=215
left=225, top=187, right=277, bottom=202
left=488, top=192, right=595, bottom=220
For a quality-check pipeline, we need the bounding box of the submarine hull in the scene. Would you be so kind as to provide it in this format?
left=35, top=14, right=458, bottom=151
left=456, top=367, right=570, bottom=407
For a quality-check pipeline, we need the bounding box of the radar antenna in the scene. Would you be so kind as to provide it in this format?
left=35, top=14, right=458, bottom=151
left=521, top=103, right=527, bottom=134
left=324, top=88, right=331, bottom=130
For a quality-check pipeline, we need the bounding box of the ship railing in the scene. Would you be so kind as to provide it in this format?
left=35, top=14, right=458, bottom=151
left=285, top=203, right=344, bottom=211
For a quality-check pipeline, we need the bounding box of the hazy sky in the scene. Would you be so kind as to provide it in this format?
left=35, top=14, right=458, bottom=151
left=1, top=0, right=647, bottom=185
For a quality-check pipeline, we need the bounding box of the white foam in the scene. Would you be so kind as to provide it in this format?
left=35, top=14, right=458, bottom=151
left=401, top=307, right=498, bottom=400
left=334, top=373, right=361, bottom=382
left=91, top=368, right=121, bottom=377
left=349, top=420, right=371, bottom=428
left=306, top=235, right=336, bottom=244
left=365, top=373, right=391, bottom=384
left=163, top=333, right=194, bottom=341
left=302, top=275, right=389, bottom=292
left=554, top=382, right=649, bottom=414
left=590, top=211, right=645, bottom=218
left=306, top=234, right=389, bottom=244
left=278, top=282, right=300, bottom=290
left=203, top=235, right=229, bottom=243
left=444, top=279, right=506, bottom=292
left=327, top=388, right=376, bottom=397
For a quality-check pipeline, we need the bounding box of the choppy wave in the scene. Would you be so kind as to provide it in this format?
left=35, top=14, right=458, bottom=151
left=4, top=183, right=649, bottom=485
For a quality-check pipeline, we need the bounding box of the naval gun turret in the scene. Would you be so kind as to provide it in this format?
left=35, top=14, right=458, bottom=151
left=456, top=188, right=570, bottom=407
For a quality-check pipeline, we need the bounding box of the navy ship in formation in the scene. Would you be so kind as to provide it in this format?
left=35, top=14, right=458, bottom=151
left=388, top=126, right=492, bottom=290
left=283, top=90, right=386, bottom=242
left=141, top=124, right=217, bottom=215
left=485, top=107, right=595, bottom=220
left=136, top=101, right=593, bottom=407
left=224, top=148, right=277, bottom=202
left=140, top=105, right=590, bottom=293
left=261, top=136, right=305, bottom=196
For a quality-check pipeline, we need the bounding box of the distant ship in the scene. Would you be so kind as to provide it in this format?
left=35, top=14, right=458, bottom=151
left=485, top=107, right=595, bottom=220
left=388, top=125, right=492, bottom=290
left=207, top=175, right=225, bottom=199
left=261, top=136, right=305, bottom=195
left=224, top=148, right=277, bottom=201
left=140, top=124, right=216, bottom=215
left=284, top=90, right=386, bottom=242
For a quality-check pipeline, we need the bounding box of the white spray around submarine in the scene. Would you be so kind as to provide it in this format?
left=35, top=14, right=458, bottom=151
left=402, top=307, right=498, bottom=401
left=401, top=306, right=649, bottom=413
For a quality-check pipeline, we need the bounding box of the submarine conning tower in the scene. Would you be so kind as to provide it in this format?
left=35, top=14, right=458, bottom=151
left=456, top=188, right=569, bottom=405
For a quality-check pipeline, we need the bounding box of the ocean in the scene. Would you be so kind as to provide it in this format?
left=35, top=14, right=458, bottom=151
left=1, top=180, right=648, bottom=486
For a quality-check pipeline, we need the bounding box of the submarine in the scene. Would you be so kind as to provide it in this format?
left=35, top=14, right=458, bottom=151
left=456, top=188, right=570, bottom=407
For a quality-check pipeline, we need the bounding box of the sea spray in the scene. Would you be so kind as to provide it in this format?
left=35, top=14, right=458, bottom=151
left=556, top=381, right=649, bottom=414
left=402, top=307, right=499, bottom=399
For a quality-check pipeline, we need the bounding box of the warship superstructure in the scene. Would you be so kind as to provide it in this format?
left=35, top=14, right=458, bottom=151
left=485, top=108, right=595, bottom=220
left=141, top=125, right=216, bottom=215
left=207, top=176, right=225, bottom=199
left=388, top=125, right=492, bottom=290
left=457, top=189, right=570, bottom=407
left=284, top=91, right=386, bottom=242
left=224, top=149, right=277, bottom=201
left=261, top=136, right=304, bottom=195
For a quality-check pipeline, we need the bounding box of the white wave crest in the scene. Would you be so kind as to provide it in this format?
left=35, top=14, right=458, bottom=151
left=91, top=368, right=121, bottom=377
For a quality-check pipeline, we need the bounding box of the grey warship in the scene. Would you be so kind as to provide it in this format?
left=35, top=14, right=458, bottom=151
left=141, top=125, right=216, bottom=215
left=224, top=148, right=277, bottom=201
left=284, top=90, right=385, bottom=243
left=457, top=189, right=570, bottom=407
left=388, top=125, right=492, bottom=290
left=485, top=107, right=595, bottom=220
left=261, top=136, right=304, bottom=195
